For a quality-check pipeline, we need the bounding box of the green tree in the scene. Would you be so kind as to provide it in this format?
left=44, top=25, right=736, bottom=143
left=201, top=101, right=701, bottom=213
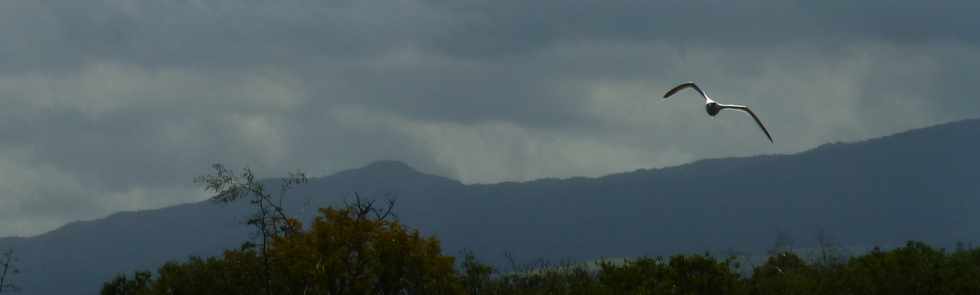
left=101, top=272, right=152, bottom=295
left=269, top=198, right=460, bottom=294
left=749, top=252, right=817, bottom=295
left=664, top=254, right=744, bottom=294
left=598, top=257, right=670, bottom=294
left=944, top=246, right=980, bottom=294
left=844, top=241, right=946, bottom=295
left=459, top=250, right=496, bottom=295
left=194, top=164, right=307, bottom=295
left=597, top=254, right=744, bottom=295
left=101, top=200, right=461, bottom=295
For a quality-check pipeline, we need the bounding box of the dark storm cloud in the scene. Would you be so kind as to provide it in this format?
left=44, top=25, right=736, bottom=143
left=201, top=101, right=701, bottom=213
left=428, top=0, right=980, bottom=58
left=320, top=58, right=598, bottom=128
left=19, top=0, right=450, bottom=70
left=1, top=0, right=979, bottom=236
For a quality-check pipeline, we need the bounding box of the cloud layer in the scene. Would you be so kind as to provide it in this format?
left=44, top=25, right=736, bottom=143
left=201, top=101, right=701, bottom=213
left=1, top=0, right=978, bottom=236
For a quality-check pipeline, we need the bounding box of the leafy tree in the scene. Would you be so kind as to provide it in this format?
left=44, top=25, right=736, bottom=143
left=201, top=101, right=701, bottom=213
left=269, top=198, right=460, bottom=294
left=101, top=272, right=151, bottom=295
left=153, top=253, right=263, bottom=295
left=113, top=245, right=265, bottom=295
left=598, top=257, right=670, bottom=294
left=101, top=199, right=460, bottom=295
left=459, top=250, right=495, bottom=295
left=664, top=254, right=744, bottom=294
left=597, top=254, right=745, bottom=295
left=194, top=164, right=307, bottom=294
left=749, top=252, right=817, bottom=295
left=944, top=246, right=980, bottom=294
left=844, top=241, right=948, bottom=294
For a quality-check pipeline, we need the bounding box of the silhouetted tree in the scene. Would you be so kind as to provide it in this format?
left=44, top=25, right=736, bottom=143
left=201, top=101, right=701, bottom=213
left=194, top=164, right=307, bottom=294
left=459, top=250, right=495, bottom=294
left=101, top=271, right=151, bottom=295
left=750, top=252, right=816, bottom=294
left=598, top=257, right=670, bottom=293
left=844, top=241, right=948, bottom=294
left=0, top=248, right=18, bottom=293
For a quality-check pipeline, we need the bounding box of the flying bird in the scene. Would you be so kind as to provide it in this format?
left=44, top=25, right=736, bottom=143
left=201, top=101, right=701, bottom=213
left=663, top=82, right=774, bottom=143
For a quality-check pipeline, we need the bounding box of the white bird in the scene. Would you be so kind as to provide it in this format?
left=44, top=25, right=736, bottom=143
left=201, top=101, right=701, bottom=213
left=663, top=82, right=774, bottom=143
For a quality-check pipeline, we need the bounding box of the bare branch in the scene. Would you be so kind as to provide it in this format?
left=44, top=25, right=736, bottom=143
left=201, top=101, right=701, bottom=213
left=194, top=163, right=309, bottom=295
left=374, top=198, right=397, bottom=221
left=0, top=248, right=19, bottom=293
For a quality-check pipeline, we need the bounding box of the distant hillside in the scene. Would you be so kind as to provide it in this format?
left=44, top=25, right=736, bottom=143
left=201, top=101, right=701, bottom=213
left=3, top=118, right=980, bottom=294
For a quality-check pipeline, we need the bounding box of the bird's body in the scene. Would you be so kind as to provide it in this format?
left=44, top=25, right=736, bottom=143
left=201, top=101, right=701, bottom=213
left=663, top=82, right=774, bottom=143
left=705, top=101, right=722, bottom=116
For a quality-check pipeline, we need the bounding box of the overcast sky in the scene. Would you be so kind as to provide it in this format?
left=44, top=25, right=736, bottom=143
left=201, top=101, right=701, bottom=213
left=1, top=0, right=978, bottom=237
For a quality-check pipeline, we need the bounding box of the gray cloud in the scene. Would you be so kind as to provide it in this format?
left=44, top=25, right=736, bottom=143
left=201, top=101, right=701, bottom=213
left=428, top=1, right=980, bottom=57
left=0, top=0, right=978, bottom=236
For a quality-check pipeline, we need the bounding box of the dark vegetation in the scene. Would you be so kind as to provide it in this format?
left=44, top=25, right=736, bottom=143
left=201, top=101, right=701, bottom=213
left=100, top=203, right=980, bottom=295
left=0, top=248, right=17, bottom=293
left=100, top=165, right=980, bottom=295
left=98, top=214, right=980, bottom=295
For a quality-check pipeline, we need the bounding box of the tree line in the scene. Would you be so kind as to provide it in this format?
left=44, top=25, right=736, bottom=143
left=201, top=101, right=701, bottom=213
left=100, top=209, right=980, bottom=294
left=100, top=165, right=980, bottom=294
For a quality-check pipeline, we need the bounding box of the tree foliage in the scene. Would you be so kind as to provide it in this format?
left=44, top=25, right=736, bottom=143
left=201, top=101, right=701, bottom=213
left=270, top=200, right=460, bottom=294
left=103, top=222, right=980, bottom=295
left=193, top=164, right=307, bottom=294
left=102, top=166, right=980, bottom=294
left=103, top=200, right=460, bottom=295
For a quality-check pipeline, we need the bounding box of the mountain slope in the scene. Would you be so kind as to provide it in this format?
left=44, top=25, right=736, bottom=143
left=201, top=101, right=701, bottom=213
left=2, top=118, right=979, bottom=294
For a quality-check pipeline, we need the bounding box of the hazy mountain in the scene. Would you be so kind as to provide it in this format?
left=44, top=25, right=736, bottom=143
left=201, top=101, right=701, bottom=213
left=3, top=119, right=980, bottom=294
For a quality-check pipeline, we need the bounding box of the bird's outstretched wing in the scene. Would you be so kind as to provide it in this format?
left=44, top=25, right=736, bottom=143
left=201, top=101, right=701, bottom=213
left=663, top=82, right=708, bottom=100
left=719, top=104, right=774, bottom=143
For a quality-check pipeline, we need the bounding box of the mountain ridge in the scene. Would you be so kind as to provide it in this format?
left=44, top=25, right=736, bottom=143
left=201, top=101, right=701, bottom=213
left=2, top=118, right=979, bottom=294
left=21, top=117, right=978, bottom=241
